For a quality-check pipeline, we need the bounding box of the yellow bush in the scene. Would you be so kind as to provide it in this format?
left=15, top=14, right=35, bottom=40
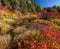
left=12, top=13, right=18, bottom=19
left=1, top=24, right=13, bottom=34
left=5, top=13, right=11, bottom=18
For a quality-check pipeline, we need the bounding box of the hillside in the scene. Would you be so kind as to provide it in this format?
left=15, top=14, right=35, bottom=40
left=0, top=0, right=60, bottom=49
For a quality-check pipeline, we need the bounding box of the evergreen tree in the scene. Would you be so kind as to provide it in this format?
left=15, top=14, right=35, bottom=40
left=1, top=0, right=5, bottom=6
left=0, top=0, right=42, bottom=13
left=57, top=6, right=60, bottom=12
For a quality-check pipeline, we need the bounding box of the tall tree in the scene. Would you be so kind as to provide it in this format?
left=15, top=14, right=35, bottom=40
left=57, top=6, right=60, bottom=12
left=1, top=0, right=6, bottom=6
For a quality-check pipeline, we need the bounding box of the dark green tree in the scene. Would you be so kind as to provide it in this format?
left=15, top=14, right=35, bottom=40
left=57, top=6, right=60, bottom=12
left=46, top=7, right=51, bottom=12
left=1, top=0, right=6, bottom=6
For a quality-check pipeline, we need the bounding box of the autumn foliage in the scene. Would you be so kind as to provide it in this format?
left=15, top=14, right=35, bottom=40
left=0, top=0, right=60, bottom=49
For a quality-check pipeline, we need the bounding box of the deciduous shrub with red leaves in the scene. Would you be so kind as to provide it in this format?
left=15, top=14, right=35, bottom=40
left=41, top=11, right=60, bottom=19
left=16, top=22, right=60, bottom=49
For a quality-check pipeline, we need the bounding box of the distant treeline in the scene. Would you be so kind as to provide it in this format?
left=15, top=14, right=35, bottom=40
left=0, top=0, right=60, bottom=13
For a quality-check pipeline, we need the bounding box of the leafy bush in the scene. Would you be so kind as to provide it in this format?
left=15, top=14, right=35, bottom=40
left=1, top=24, right=13, bottom=34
